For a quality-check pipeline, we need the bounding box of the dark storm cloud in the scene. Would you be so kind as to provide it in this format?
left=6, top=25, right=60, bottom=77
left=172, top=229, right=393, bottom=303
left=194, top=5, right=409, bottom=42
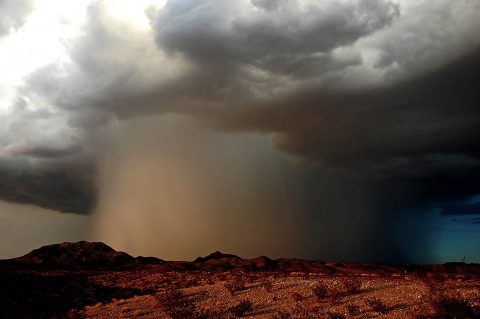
left=210, top=47, right=480, bottom=224
left=155, top=0, right=398, bottom=77
left=0, top=0, right=32, bottom=36
left=9, top=143, right=83, bottom=159
left=0, top=158, right=95, bottom=214
left=251, top=0, right=286, bottom=11
left=1, top=0, right=479, bottom=228
left=216, top=48, right=480, bottom=169
left=0, top=145, right=94, bottom=213
left=439, top=194, right=480, bottom=217
left=30, top=0, right=398, bottom=127
left=440, top=200, right=480, bottom=216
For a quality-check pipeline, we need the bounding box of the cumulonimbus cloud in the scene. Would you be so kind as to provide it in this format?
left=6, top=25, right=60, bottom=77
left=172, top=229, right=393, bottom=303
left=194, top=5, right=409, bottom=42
left=0, top=0, right=479, bottom=219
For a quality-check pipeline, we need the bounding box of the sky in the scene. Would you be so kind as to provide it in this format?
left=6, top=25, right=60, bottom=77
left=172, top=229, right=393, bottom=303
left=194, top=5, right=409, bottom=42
left=0, top=0, right=479, bottom=263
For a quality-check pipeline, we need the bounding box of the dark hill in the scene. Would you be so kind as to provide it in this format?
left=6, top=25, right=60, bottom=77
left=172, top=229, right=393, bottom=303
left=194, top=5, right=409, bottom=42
left=194, top=251, right=241, bottom=263
left=13, top=241, right=135, bottom=268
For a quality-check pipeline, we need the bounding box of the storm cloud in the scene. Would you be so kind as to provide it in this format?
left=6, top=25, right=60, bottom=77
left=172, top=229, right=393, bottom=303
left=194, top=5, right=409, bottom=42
left=0, top=158, right=94, bottom=214
left=1, top=0, right=480, bottom=261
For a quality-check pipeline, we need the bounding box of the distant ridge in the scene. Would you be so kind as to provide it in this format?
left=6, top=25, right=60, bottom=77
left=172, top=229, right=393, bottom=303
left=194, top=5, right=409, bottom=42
left=2, top=241, right=480, bottom=275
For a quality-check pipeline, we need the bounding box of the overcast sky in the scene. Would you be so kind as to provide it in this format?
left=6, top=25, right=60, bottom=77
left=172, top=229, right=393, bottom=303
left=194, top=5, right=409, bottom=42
left=0, top=0, right=479, bottom=262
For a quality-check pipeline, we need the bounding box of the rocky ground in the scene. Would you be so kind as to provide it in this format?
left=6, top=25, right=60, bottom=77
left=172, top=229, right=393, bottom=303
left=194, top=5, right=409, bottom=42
left=81, top=270, right=480, bottom=318
left=1, top=242, right=479, bottom=318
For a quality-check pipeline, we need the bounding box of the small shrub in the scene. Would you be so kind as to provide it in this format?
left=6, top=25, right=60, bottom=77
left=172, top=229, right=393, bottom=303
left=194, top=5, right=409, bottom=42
left=346, top=304, right=361, bottom=315
left=157, top=288, right=197, bottom=319
left=434, top=296, right=478, bottom=319
left=229, top=300, right=252, bottom=317
left=191, top=308, right=221, bottom=319
left=328, top=313, right=346, bottom=319
left=366, top=298, right=389, bottom=314
left=312, top=282, right=331, bottom=300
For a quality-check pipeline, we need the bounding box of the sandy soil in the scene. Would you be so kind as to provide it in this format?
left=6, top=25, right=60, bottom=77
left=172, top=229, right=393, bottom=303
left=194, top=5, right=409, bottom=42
left=79, top=269, right=480, bottom=318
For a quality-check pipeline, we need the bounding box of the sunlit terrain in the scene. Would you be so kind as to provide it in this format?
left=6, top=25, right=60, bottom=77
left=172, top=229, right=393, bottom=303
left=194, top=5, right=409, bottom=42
left=1, top=242, right=479, bottom=318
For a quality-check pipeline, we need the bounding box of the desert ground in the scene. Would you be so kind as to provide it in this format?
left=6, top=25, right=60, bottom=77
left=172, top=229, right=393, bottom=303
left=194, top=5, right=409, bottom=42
left=1, top=242, right=479, bottom=319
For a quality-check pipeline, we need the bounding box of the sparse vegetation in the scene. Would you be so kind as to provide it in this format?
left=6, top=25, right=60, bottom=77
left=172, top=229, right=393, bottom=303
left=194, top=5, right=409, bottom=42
left=366, top=297, right=389, bottom=314
left=229, top=300, right=253, bottom=317
left=328, top=313, right=346, bottom=319
left=433, top=295, right=478, bottom=319
left=157, top=288, right=200, bottom=319
left=346, top=304, right=361, bottom=315
left=3, top=244, right=480, bottom=319
left=312, top=281, right=331, bottom=300
left=272, top=311, right=290, bottom=319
